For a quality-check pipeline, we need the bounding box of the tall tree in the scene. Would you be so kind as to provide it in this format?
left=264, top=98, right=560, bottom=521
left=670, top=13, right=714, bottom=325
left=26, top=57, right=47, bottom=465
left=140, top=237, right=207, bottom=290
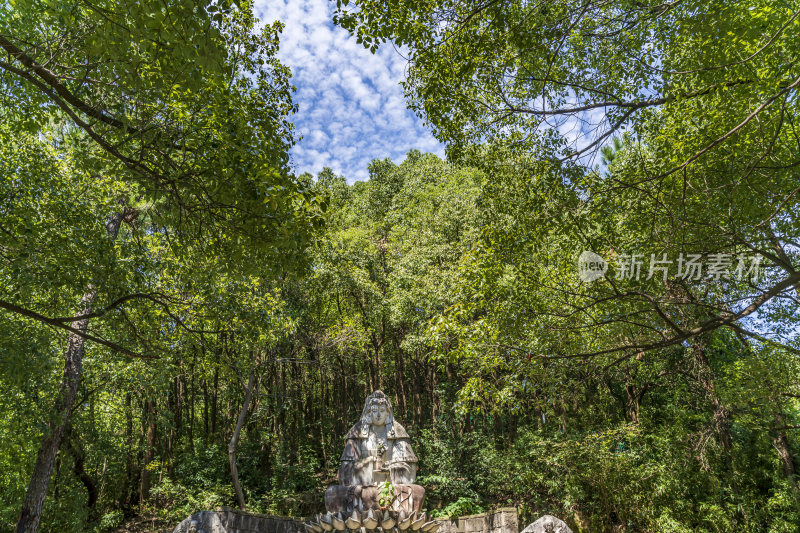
left=0, top=1, right=323, bottom=530
left=335, top=0, right=800, bottom=357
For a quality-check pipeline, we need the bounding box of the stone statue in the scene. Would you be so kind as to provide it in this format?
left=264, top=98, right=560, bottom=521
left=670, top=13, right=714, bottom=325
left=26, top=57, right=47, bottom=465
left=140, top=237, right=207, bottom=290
left=322, top=391, right=426, bottom=520
left=338, top=390, right=418, bottom=486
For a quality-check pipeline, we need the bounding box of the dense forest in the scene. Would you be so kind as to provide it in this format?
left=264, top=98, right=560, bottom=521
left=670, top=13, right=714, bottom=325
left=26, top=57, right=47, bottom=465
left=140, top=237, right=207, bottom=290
left=1, top=0, right=799, bottom=532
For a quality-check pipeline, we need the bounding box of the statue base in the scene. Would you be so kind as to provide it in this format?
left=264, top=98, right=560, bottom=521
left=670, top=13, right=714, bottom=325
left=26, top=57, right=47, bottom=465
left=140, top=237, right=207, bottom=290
left=324, top=484, right=425, bottom=515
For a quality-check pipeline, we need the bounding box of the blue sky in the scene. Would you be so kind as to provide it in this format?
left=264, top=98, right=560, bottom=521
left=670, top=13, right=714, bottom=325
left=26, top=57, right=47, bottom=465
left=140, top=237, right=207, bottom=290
left=255, top=0, right=444, bottom=183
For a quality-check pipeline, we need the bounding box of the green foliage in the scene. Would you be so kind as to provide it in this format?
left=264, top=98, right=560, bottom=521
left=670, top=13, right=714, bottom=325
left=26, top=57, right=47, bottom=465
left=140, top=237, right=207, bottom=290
left=1, top=0, right=325, bottom=272
left=429, top=498, right=485, bottom=520
left=97, top=510, right=124, bottom=532
left=0, top=147, right=796, bottom=533
left=377, top=481, right=395, bottom=508
left=143, top=477, right=234, bottom=525
left=1, top=0, right=800, bottom=530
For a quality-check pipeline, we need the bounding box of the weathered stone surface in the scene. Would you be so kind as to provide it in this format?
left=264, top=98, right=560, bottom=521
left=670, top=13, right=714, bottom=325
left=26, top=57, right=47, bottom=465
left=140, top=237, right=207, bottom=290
left=327, top=391, right=424, bottom=515
left=520, top=515, right=572, bottom=533
left=173, top=505, right=518, bottom=533
left=172, top=510, right=228, bottom=533
left=172, top=508, right=306, bottom=533
left=434, top=508, right=517, bottom=533
left=325, top=483, right=425, bottom=515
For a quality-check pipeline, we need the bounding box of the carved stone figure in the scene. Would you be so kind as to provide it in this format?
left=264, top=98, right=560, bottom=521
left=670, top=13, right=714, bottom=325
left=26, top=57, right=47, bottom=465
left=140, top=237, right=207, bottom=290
left=323, top=391, right=426, bottom=518
left=338, top=390, right=418, bottom=485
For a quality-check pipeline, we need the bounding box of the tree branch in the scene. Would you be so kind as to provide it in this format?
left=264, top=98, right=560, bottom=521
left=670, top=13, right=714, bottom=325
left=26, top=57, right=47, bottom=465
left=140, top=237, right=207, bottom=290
left=0, top=298, right=155, bottom=359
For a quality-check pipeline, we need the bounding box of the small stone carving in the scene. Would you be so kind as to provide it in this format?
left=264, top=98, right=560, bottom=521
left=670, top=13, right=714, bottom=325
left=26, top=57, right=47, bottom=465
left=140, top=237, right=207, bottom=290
left=520, top=515, right=573, bottom=533
left=311, top=391, right=429, bottom=533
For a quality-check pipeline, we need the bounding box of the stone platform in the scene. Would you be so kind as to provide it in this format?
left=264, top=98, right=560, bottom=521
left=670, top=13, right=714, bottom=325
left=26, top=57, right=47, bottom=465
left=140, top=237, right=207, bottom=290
left=172, top=507, right=518, bottom=533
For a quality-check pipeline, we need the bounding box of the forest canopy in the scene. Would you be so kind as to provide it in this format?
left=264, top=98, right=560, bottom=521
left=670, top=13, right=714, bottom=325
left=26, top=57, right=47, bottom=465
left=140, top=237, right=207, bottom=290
left=0, top=1, right=798, bottom=533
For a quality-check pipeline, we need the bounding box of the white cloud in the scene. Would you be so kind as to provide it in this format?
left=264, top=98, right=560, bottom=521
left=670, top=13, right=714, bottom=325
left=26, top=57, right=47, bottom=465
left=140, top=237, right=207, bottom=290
left=256, top=0, right=444, bottom=182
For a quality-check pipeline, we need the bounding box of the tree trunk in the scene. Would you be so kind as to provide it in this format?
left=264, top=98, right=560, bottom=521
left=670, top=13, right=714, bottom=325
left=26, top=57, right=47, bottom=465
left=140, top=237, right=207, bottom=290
left=15, top=209, right=127, bottom=533
left=693, top=343, right=733, bottom=452
left=63, top=428, right=98, bottom=515
left=188, top=358, right=195, bottom=451
left=772, top=411, right=800, bottom=512
left=398, top=348, right=407, bottom=420
left=210, top=363, right=219, bottom=437
left=692, top=341, right=749, bottom=524
left=121, top=392, right=134, bottom=508
left=319, top=360, right=328, bottom=470
left=139, top=399, right=157, bottom=503
left=229, top=364, right=257, bottom=510
left=412, top=356, right=422, bottom=427
left=203, top=378, right=209, bottom=437
left=625, top=384, right=641, bottom=424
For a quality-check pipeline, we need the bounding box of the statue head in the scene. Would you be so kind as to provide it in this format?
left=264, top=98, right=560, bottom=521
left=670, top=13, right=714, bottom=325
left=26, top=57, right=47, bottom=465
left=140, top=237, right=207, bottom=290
left=359, top=390, right=394, bottom=434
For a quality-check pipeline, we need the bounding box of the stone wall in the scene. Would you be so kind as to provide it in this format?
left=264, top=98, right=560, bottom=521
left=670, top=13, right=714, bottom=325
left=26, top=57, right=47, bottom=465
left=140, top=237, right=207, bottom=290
left=172, top=507, right=307, bottom=533
left=434, top=508, right=518, bottom=533
left=173, top=506, right=519, bottom=533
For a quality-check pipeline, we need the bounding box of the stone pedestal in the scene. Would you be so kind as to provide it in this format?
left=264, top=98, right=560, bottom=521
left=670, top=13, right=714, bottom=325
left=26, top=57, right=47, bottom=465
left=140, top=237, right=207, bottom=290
left=324, top=484, right=425, bottom=515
